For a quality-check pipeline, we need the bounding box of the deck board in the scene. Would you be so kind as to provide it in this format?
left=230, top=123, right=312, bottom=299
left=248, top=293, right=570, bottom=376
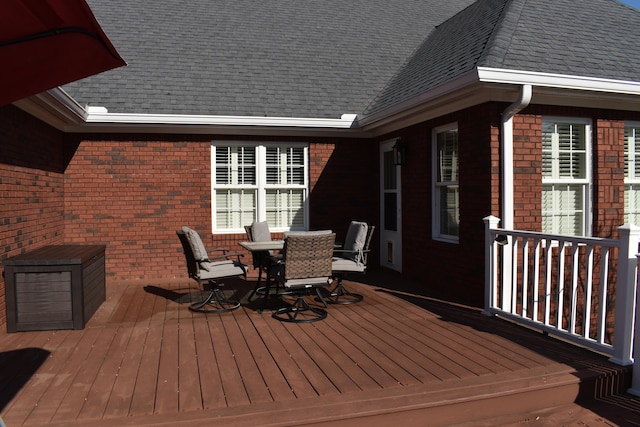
left=326, top=306, right=422, bottom=386
left=266, top=319, right=339, bottom=397
left=248, top=313, right=318, bottom=399
left=50, top=327, right=118, bottom=423
left=0, top=329, right=71, bottom=424
left=127, top=296, right=166, bottom=417
left=191, top=318, right=227, bottom=410
left=220, top=312, right=273, bottom=404
left=359, top=300, right=482, bottom=379
left=233, top=311, right=297, bottom=402
left=318, top=312, right=402, bottom=389
left=24, top=328, right=102, bottom=425
left=0, top=272, right=632, bottom=426
left=209, top=313, right=251, bottom=408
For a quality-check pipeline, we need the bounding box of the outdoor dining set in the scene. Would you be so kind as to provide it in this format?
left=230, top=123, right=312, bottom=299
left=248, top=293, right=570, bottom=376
left=176, top=221, right=375, bottom=323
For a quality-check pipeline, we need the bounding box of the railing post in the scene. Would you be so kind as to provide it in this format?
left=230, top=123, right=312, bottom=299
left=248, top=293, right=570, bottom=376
left=483, top=215, right=500, bottom=316
left=630, top=254, right=640, bottom=396
left=610, top=224, right=640, bottom=366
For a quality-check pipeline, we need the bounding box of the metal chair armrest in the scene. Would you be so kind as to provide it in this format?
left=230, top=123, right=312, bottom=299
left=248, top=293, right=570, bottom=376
left=207, top=252, right=245, bottom=261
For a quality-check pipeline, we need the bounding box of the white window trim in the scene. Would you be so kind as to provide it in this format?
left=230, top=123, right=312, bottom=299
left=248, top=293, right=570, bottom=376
left=432, top=122, right=459, bottom=243
left=624, top=122, right=640, bottom=225
left=541, top=117, right=593, bottom=236
left=211, top=141, right=309, bottom=234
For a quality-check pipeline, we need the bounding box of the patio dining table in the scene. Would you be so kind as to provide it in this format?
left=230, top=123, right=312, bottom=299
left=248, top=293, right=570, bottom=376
left=239, top=240, right=285, bottom=312
left=239, top=240, right=284, bottom=252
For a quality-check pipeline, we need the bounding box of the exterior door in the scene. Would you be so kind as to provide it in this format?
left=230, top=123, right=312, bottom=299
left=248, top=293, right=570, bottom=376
left=379, top=140, right=402, bottom=272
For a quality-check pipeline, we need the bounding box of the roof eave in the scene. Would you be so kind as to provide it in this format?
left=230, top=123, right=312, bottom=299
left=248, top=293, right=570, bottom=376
left=13, top=68, right=640, bottom=138
left=478, top=67, right=640, bottom=112
left=357, top=67, right=640, bottom=136
left=477, top=67, right=640, bottom=95
left=75, top=110, right=363, bottom=137
left=14, top=88, right=366, bottom=138
left=13, top=88, right=87, bottom=128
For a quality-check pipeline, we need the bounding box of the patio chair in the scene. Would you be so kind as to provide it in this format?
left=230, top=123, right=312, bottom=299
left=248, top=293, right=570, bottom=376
left=244, top=221, right=282, bottom=301
left=271, top=231, right=335, bottom=323
left=325, top=221, right=375, bottom=304
left=177, top=226, right=247, bottom=313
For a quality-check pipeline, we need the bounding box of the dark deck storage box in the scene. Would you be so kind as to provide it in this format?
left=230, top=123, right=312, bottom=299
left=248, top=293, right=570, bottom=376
left=4, top=245, right=106, bottom=332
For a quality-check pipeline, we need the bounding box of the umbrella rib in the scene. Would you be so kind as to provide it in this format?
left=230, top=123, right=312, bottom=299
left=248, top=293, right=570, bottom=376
left=0, top=26, right=120, bottom=59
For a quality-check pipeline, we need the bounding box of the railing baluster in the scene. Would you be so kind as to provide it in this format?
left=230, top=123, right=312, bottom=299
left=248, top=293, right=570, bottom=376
left=532, top=238, right=541, bottom=323
left=511, top=238, right=519, bottom=314
left=597, top=247, right=609, bottom=345
left=544, top=238, right=553, bottom=326
left=556, top=241, right=566, bottom=331
left=521, top=238, right=529, bottom=318
left=569, top=243, right=580, bottom=335
left=583, top=244, right=594, bottom=340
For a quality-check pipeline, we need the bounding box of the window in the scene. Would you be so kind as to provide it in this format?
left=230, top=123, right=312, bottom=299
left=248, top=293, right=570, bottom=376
left=433, top=124, right=459, bottom=242
left=541, top=118, right=591, bottom=236
left=625, top=124, right=640, bottom=225
left=212, top=143, right=308, bottom=232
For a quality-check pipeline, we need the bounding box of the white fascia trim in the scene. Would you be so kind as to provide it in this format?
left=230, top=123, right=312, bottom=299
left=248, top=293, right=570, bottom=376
left=84, top=111, right=358, bottom=129
left=13, top=87, right=88, bottom=126
left=478, top=67, right=640, bottom=95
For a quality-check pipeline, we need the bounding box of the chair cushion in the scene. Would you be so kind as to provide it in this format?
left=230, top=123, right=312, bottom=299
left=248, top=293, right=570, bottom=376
left=251, top=221, right=271, bottom=242
left=181, top=226, right=209, bottom=262
left=282, top=276, right=331, bottom=288
left=198, top=260, right=246, bottom=280
left=332, top=257, right=366, bottom=273
left=342, top=221, right=368, bottom=262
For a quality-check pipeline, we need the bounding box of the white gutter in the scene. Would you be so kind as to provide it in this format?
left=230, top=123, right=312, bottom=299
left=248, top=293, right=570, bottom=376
left=83, top=109, right=358, bottom=129
left=478, top=67, right=640, bottom=95
left=14, top=88, right=359, bottom=134
left=501, top=84, right=532, bottom=229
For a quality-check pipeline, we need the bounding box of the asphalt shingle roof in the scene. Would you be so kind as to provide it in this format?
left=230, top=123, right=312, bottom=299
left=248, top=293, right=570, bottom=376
left=62, top=0, right=640, bottom=119
left=482, top=0, right=640, bottom=80
left=364, top=0, right=640, bottom=116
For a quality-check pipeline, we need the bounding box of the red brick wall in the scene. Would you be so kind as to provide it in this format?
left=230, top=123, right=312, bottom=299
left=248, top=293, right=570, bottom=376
left=512, top=106, right=629, bottom=238
left=513, top=114, right=543, bottom=230
left=0, top=105, right=67, bottom=331
left=64, top=136, right=214, bottom=282
left=63, top=135, right=375, bottom=282
left=392, top=103, right=502, bottom=305
left=594, top=119, right=625, bottom=238
left=3, top=101, right=637, bottom=323
left=308, top=139, right=378, bottom=237
left=389, top=104, right=636, bottom=306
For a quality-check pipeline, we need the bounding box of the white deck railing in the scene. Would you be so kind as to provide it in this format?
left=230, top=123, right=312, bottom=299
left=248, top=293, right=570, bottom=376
left=483, top=216, right=640, bottom=396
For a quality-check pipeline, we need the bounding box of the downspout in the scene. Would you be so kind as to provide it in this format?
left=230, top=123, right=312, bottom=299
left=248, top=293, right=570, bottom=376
left=501, top=84, right=532, bottom=229
left=498, top=85, right=532, bottom=313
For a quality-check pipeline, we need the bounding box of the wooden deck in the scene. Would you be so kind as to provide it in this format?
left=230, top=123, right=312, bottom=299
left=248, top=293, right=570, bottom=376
left=0, top=270, right=635, bottom=426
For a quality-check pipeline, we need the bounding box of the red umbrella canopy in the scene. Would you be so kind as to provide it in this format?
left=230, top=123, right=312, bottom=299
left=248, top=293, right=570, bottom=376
left=0, top=0, right=126, bottom=106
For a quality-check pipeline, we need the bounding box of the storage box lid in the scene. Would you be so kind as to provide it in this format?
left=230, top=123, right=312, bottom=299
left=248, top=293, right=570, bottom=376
left=3, top=245, right=106, bottom=266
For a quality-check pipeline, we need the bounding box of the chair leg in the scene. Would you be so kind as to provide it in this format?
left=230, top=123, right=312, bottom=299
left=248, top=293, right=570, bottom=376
left=189, top=282, right=240, bottom=313
left=315, top=286, right=328, bottom=307
left=247, top=268, right=264, bottom=301
left=322, top=277, right=363, bottom=305
left=272, top=291, right=327, bottom=323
